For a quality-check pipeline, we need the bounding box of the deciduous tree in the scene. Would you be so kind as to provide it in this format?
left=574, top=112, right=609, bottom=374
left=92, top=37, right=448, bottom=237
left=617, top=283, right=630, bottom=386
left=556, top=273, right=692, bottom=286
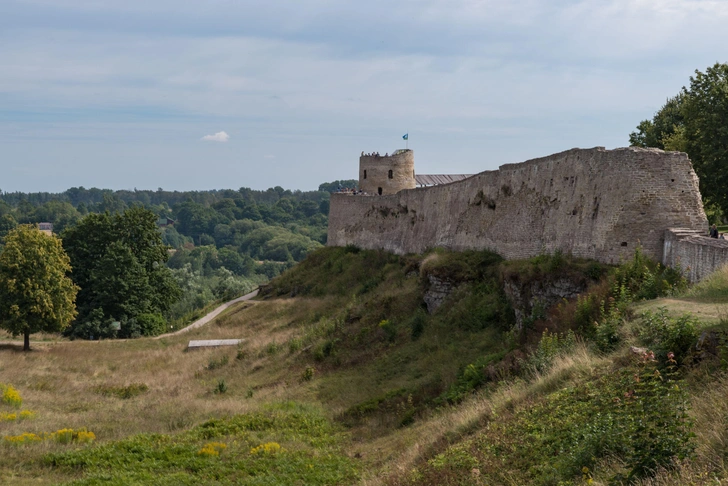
left=62, top=207, right=180, bottom=339
left=0, top=225, right=78, bottom=350
left=630, top=63, right=728, bottom=215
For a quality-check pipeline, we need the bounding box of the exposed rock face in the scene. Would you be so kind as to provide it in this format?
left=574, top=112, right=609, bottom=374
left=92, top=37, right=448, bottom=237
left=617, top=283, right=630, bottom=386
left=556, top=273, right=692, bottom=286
left=328, top=147, right=707, bottom=266
left=503, top=277, right=586, bottom=331
left=423, top=275, right=456, bottom=314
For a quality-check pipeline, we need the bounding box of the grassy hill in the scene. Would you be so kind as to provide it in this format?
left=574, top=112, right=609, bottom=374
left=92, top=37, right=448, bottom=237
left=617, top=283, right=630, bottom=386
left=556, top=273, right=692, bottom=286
left=1, top=246, right=728, bottom=484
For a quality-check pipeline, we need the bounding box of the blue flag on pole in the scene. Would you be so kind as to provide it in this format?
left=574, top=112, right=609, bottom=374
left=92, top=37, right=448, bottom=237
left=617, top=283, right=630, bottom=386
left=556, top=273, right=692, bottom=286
left=402, top=133, right=408, bottom=140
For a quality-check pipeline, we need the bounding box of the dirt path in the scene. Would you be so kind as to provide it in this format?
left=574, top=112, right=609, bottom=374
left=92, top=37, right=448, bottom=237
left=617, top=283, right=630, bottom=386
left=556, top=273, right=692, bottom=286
left=154, top=288, right=259, bottom=339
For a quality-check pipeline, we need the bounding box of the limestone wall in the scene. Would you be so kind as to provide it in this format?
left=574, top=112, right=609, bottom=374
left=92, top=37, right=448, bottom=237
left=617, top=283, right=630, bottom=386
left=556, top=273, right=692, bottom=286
left=663, top=229, right=728, bottom=282
left=328, top=147, right=707, bottom=265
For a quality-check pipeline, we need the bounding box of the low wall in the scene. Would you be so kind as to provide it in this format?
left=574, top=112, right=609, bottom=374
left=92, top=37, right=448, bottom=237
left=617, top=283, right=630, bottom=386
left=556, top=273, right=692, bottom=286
left=663, top=229, right=728, bottom=282
left=328, top=147, right=707, bottom=265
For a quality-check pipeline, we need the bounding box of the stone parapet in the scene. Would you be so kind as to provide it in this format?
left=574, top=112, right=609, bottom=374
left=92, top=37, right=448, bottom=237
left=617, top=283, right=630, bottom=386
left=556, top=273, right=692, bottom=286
left=663, top=228, right=728, bottom=282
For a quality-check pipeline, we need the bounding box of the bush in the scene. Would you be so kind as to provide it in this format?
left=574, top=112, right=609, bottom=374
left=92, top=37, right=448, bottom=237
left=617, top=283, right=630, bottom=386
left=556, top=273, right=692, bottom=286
left=207, top=355, right=229, bottom=370
left=440, top=351, right=508, bottom=404
left=300, top=366, right=315, bottom=382
left=135, top=313, right=167, bottom=337
left=409, top=309, right=427, bottom=340
left=638, top=308, right=699, bottom=362
left=614, top=246, right=687, bottom=300
left=524, top=330, right=577, bottom=374
left=1, top=384, right=22, bottom=408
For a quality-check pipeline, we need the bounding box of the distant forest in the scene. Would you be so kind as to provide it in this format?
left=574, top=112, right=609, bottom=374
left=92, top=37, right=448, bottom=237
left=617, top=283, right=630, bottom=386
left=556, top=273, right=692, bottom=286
left=0, top=179, right=356, bottom=331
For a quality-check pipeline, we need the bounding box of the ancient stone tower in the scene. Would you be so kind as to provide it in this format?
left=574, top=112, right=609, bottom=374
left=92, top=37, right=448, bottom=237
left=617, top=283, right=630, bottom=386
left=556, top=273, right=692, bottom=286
left=359, top=149, right=416, bottom=195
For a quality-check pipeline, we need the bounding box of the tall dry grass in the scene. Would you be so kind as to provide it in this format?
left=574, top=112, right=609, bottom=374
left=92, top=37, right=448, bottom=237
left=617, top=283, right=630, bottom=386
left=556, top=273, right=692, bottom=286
left=360, top=342, right=607, bottom=485
left=0, top=295, right=349, bottom=483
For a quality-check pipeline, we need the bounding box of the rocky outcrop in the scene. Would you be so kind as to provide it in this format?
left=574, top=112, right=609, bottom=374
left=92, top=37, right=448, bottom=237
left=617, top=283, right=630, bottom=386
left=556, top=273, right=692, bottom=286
left=423, top=275, right=456, bottom=314
left=503, top=277, right=586, bottom=331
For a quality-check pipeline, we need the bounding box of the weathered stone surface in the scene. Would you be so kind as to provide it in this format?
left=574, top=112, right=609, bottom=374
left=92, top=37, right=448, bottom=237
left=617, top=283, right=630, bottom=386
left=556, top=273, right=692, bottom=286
left=663, top=228, right=728, bottom=282
left=503, top=277, right=586, bottom=330
left=423, top=275, right=456, bottom=314
left=359, top=150, right=416, bottom=196
left=188, top=339, right=243, bottom=349
left=328, top=147, right=707, bottom=266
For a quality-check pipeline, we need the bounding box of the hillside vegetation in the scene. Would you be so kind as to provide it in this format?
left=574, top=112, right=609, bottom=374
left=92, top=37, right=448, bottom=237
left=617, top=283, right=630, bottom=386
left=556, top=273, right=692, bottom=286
left=2, top=246, right=728, bottom=484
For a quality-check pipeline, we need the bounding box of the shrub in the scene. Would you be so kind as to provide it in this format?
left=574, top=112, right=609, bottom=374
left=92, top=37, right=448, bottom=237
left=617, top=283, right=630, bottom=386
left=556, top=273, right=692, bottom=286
left=4, top=428, right=95, bottom=446
left=197, top=442, right=227, bottom=457
left=1, top=384, right=22, bottom=408
left=616, top=353, right=695, bottom=481
left=76, top=430, right=96, bottom=443
left=574, top=293, right=602, bottom=331
left=638, top=308, right=699, bottom=362
left=207, top=355, right=229, bottom=370
left=379, top=319, right=397, bottom=342
left=440, top=350, right=508, bottom=404
left=593, top=309, right=623, bottom=353
left=135, top=313, right=167, bottom=337
left=614, top=247, right=687, bottom=300
left=4, top=433, right=42, bottom=445
left=215, top=379, right=227, bottom=394
left=250, top=442, right=282, bottom=455
left=524, top=329, right=577, bottom=374
left=54, top=428, right=74, bottom=444
left=19, top=410, right=35, bottom=420
left=408, top=309, right=427, bottom=340
left=288, top=338, right=302, bottom=353
left=301, top=366, right=315, bottom=382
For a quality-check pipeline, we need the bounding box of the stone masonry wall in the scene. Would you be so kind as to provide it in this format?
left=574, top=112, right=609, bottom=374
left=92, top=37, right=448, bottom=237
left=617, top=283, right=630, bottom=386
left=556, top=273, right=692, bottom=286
left=359, top=150, right=416, bottom=196
left=328, top=147, right=707, bottom=265
left=663, top=229, right=728, bottom=282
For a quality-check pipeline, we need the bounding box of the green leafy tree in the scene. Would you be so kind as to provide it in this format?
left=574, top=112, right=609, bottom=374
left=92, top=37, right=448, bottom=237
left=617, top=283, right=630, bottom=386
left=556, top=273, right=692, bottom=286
left=630, top=63, right=728, bottom=215
left=681, top=63, right=728, bottom=216
left=0, top=214, right=17, bottom=240
left=62, top=207, right=180, bottom=338
left=0, top=225, right=78, bottom=350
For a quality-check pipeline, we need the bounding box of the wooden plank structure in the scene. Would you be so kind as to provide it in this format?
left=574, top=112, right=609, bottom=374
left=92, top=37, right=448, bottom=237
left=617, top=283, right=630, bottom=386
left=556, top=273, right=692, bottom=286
left=415, top=174, right=473, bottom=187
left=187, top=339, right=243, bottom=349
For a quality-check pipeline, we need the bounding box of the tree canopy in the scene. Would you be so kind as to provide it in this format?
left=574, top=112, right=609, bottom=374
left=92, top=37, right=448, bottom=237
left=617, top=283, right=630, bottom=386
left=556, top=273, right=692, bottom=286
left=630, top=63, right=728, bottom=216
left=62, top=207, right=181, bottom=339
left=0, top=225, right=78, bottom=350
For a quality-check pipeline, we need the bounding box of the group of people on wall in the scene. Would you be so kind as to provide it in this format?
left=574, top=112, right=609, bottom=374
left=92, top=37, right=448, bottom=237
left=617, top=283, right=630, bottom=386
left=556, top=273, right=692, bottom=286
left=709, top=224, right=726, bottom=239
left=336, top=187, right=365, bottom=195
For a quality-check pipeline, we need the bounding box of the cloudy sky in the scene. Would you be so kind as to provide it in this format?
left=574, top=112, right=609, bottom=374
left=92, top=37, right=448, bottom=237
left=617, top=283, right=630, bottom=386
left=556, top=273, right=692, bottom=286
left=1, top=0, right=727, bottom=193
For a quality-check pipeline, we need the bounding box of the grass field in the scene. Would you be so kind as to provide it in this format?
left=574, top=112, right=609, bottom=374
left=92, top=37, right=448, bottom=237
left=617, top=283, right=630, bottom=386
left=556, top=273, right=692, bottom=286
left=3, top=247, right=728, bottom=484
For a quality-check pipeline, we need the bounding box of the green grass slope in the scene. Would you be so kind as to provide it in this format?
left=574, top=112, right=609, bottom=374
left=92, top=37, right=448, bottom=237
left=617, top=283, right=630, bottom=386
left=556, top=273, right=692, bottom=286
left=2, top=246, right=728, bottom=485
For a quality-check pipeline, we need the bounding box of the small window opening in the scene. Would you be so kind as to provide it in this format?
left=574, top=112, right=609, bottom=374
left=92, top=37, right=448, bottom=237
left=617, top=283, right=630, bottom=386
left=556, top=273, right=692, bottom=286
left=388, top=169, right=393, bottom=179
left=621, top=242, right=628, bottom=247
left=363, top=170, right=367, bottom=179
left=378, top=187, right=383, bottom=195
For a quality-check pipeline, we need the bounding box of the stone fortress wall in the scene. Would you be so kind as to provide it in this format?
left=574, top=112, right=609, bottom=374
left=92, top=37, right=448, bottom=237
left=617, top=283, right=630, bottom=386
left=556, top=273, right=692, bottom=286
left=328, top=147, right=710, bottom=269
left=663, top=229, right=728, bottom=282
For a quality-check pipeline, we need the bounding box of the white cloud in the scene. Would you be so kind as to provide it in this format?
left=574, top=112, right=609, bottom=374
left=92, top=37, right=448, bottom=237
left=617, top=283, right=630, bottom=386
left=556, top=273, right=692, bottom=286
left=201, top=131, right=229, bottom=142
